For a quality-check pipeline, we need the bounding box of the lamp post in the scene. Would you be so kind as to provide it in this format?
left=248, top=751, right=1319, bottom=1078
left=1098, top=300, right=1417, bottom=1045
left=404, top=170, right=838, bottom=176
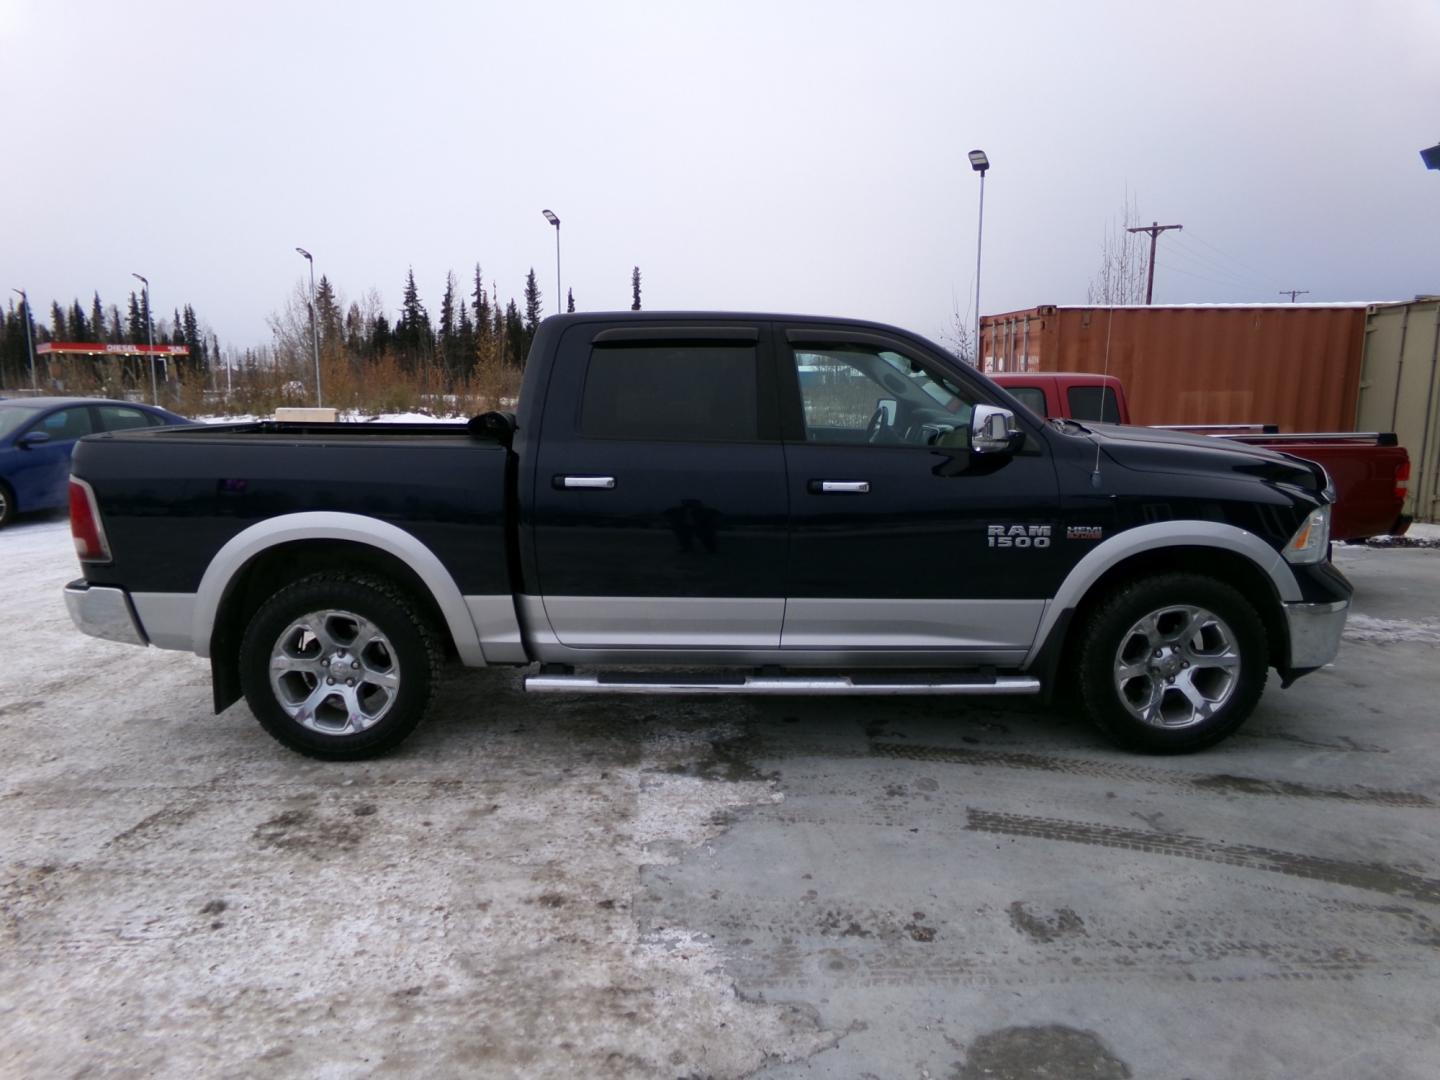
left=542, top=210, right=561, bottom=316
left=967, top=150, right=989, bottom=369
left=131, top=273, right=159, bottom=404
left=295, top=247, right=322, bottom=407
left=10, top=288, right=37, bottom=394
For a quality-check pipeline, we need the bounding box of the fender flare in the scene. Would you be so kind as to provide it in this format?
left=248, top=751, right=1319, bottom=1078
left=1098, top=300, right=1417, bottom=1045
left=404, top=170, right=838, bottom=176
left=1023, top=521, right=1300, bottom=667
left=191, top=511, right=486, bottom=665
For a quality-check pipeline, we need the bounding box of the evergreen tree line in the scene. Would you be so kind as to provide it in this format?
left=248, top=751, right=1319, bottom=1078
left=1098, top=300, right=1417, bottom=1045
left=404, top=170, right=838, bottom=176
left=292, top=260, right=635, bottom=385
left=1, top=289, right=212, bottom=390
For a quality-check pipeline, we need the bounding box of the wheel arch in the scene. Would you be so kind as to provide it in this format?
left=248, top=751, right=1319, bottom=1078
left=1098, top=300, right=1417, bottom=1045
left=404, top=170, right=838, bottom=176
left=198, top=513, right=485, bottom=712
left=1027, top=524, right=1297, bottom=681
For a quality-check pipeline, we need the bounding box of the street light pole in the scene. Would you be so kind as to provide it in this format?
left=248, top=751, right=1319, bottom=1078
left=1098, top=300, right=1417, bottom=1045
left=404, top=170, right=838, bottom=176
left=10, top=288, right=37, bottom=394
left=542, top=210, right=561, bottom=316
left=295, top=247, right=322, bottom=407
left=131, top=273, right=158, bottom=404
left=967, top=150, right=990, bottom=368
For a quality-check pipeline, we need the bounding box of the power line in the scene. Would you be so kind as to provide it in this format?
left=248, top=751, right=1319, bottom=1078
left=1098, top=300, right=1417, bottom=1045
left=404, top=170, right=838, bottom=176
left=1279, top=289, right=1310, bottom=303
left=1183, top=230, right=1270, bottom=281
left=1167, top=234, right=1273, bottom=291
left=1125, top=221, right=1183, bottom=304
left=1152, top=261, right=1271, bottom=297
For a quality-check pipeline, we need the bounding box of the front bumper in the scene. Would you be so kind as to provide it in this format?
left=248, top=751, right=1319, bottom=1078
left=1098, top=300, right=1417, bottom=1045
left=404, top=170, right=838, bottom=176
left=1284, top=599, right=1348, bottom=669
left=64, top=580, right=148, bottom=647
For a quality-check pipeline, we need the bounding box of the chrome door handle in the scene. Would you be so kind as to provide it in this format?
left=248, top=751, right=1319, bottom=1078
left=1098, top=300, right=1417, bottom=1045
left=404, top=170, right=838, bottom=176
left=557, top=475, right=616, bottom=489
left=817, top=481, right=870, bottom=494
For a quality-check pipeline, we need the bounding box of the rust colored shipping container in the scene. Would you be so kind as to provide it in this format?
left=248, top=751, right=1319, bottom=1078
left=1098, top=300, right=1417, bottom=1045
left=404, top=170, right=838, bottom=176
left=978, top=304, right=1370, bottom=432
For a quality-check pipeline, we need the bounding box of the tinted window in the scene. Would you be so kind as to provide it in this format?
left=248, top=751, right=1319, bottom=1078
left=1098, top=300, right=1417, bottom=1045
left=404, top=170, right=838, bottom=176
left=1068, top=386, right=1121, bottom=423
left=580, top=344, right=759, bottom=441
left=1007, top=386, right=1048, bottom=417
left=34, top=407, right=94, bottom=440
left=97, top=405, right=154, bottom=431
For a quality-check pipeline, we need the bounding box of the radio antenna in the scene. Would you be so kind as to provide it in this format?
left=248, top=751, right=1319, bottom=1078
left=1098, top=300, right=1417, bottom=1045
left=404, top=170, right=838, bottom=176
left=1091, top=306, right=1115, bottom=489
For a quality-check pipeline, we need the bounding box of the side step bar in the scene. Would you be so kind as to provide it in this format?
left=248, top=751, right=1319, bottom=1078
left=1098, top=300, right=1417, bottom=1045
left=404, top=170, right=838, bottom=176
left=524, top=672, right=1042, bottom=696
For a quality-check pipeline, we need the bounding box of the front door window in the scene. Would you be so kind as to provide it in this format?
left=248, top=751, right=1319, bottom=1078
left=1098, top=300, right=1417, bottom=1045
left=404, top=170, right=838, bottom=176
left=793, top=345, right=975, bottom=448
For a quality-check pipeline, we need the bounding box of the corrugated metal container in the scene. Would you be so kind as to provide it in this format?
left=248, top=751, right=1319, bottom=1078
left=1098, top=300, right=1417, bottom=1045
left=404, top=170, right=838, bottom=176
left=1355, top=298, right=1440, bottom=522
left=979, top=304, right=1370, bottom=432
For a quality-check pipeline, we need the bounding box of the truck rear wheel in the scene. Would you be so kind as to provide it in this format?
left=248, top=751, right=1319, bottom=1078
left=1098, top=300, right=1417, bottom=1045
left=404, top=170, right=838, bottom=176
left=239, top=573, right=441, bottom=759
left=1076, top=573, right=1267, bottom=753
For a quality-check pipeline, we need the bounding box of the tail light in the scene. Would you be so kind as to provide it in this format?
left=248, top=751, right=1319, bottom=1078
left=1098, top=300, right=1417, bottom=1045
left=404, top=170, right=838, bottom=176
left=68, top=477, right=112, bottom=563
left=1395, top=460, right=1410, bottom=504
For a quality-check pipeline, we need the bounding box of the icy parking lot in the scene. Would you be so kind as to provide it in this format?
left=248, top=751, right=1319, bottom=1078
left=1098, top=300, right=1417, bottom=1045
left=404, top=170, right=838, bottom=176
left=3, top=516, right=1439, bottom=1079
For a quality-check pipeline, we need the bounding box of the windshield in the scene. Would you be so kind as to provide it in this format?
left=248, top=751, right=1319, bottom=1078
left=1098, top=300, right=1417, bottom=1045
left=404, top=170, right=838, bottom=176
left=0, top=404, right=42, bottom=441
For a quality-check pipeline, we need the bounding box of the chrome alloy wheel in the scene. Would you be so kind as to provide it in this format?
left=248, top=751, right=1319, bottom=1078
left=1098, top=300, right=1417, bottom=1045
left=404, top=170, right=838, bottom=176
left=268, top=609, right=401, bottom=734
left=1113, top=604, right=1241, bottom=729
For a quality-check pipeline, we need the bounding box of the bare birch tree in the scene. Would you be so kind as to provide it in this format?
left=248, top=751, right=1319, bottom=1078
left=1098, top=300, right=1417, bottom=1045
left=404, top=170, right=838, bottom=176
left=1087, top=193, right=1149, bottom=304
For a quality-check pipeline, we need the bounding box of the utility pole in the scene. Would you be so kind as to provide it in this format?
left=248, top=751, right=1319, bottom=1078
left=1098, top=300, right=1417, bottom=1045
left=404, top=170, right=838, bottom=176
left=1125, top=221, right=1183, bottom=304
left=1279, top=289, right=1310, bottom=303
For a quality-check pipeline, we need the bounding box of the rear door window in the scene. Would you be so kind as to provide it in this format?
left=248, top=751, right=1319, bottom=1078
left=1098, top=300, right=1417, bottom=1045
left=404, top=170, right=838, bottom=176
left=96, top=405, right=154, bottom=431
left=580, top=344, right=759, bottom=442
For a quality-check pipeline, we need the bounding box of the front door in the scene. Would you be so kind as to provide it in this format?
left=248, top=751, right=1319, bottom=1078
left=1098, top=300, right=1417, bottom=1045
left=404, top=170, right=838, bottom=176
left=13, top=406, right=95, bottom=511
left=779, top=326, right=1062, bottom=661
left=529, top=322, right=788, bottom=649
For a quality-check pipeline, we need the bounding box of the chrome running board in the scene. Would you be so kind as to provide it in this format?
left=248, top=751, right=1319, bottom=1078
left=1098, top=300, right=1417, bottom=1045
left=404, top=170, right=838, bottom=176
left=523, top=672, right=1041, bottom=696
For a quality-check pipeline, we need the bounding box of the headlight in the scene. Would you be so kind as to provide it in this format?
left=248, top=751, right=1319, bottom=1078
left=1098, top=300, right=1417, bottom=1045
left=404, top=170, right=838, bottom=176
left=1284, top=505, right=1331, bottom=564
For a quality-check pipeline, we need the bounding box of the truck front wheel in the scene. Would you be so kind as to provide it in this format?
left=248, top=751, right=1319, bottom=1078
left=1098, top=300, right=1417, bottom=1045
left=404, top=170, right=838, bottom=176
left=1076, top=573, right=1268, bottom=753
left=239, top=573, right=441, bottom=759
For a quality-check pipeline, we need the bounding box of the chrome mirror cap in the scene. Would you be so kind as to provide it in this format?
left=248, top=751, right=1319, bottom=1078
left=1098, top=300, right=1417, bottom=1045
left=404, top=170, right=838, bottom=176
left=971, top=404, right=1020, bottom=453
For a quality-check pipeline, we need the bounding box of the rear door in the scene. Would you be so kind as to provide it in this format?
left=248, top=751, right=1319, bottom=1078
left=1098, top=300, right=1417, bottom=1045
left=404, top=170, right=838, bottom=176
left=528, top=321, right=788, bottom=648
left=778, top=326, right=1063, bottom=661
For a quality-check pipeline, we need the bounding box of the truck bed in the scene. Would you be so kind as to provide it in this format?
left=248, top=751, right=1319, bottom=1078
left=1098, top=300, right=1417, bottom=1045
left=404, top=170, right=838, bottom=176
left=72, top=421, right=512, bottom=598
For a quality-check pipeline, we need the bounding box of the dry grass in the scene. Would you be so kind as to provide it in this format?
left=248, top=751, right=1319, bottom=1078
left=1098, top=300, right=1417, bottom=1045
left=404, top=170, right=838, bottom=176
left=22, top=352, right=525, bottom=420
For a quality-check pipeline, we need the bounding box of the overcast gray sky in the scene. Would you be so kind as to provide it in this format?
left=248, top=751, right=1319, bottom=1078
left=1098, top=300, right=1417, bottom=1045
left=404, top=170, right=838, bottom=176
left=3, top=0, right=1438, bottom=352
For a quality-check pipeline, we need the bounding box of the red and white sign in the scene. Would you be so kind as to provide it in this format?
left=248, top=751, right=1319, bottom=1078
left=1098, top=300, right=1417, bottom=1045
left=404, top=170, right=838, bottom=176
left=36, top=342, right=190, bottom=356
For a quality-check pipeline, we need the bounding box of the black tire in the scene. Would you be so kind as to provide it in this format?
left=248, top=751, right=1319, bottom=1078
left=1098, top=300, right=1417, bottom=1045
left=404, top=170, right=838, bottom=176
left=239, top=572, right=441, bottom=759
left=0, top=481, right=15, bottom=528
left=1076, top=572, right=1267, bottom=754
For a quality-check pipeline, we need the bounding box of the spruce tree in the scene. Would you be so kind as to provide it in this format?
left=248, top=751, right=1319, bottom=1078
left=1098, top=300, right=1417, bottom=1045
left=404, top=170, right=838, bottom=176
left=50, top=301, right=68, bottom=340
left=70, top=300, right=90, bottom=342
left=567, top=288, right=575, bottom=313
left=90, top=292, right=105, bottom=343
left=438, top=271, right=457, bottom=379
left=314, top=275, right=341, bottom=354
left=631, top=266, right=642, bottom=311
left=504, top=299, right=524, bottom=367
left=523, top=268, right=542, bottom=334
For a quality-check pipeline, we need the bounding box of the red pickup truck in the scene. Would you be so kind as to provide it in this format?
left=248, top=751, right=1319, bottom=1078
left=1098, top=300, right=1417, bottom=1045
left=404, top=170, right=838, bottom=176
left=992, top=372, right=1411, bottom=542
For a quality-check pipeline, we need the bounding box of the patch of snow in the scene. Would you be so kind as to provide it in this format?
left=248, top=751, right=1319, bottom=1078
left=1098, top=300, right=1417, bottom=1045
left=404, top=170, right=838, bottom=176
left=1343, top=613, right=1440, bottom=646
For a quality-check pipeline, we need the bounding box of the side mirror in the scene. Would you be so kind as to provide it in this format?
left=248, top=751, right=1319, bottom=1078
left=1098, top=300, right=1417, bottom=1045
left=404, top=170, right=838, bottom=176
left=17, top=430, right=51, bottom=449
left=970, top=405, right=1021, bottom=454
left=876, top=398, right=897, bottom=426
left=468, top=410, right=516, bottom=447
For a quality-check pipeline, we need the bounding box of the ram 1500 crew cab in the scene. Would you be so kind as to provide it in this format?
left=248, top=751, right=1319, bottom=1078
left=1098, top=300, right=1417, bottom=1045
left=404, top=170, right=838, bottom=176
left=64, top=312, right=1351, bottom=759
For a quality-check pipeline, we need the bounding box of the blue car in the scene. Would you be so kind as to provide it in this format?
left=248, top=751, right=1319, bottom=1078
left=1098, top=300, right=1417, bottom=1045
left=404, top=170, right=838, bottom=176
left=0, top=397, right=191, bottom=528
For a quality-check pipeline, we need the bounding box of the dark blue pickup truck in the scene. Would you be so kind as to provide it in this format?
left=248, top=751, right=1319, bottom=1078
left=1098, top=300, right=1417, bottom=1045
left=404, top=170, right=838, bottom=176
left=63, top=312, right=1350, bottom=758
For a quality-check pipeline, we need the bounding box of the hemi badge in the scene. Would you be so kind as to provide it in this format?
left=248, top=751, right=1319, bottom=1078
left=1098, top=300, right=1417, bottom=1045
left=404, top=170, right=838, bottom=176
left=1067, top=526, right=1104, bottom=541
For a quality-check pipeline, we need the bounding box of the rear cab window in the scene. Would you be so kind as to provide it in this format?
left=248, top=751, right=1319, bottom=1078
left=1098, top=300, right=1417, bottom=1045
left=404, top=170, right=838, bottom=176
left=1067, top=385, right=1121, bottom=423
left=578, top=338, right=764, bottom=443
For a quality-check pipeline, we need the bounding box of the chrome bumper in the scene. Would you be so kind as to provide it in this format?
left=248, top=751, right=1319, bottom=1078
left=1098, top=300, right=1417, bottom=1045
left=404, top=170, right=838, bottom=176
left=1284, top=599, right=1348, bottom=669
left=64, top=581, right=148, bottom=647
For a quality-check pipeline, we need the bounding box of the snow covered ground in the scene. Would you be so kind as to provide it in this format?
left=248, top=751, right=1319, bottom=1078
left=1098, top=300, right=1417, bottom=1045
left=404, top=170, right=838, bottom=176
left=0, top=515, right=827, bottom=1078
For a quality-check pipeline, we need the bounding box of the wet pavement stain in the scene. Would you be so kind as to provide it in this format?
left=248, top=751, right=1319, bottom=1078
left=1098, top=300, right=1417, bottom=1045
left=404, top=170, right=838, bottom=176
left=1007, top=901, right=1087, bottom=944
left=953, top=1024, right=1131, bottom=1079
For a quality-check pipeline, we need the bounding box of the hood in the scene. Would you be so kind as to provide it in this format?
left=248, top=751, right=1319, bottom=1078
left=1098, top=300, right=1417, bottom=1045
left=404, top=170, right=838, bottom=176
left=1082, top=422, right=1326, bottom=495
